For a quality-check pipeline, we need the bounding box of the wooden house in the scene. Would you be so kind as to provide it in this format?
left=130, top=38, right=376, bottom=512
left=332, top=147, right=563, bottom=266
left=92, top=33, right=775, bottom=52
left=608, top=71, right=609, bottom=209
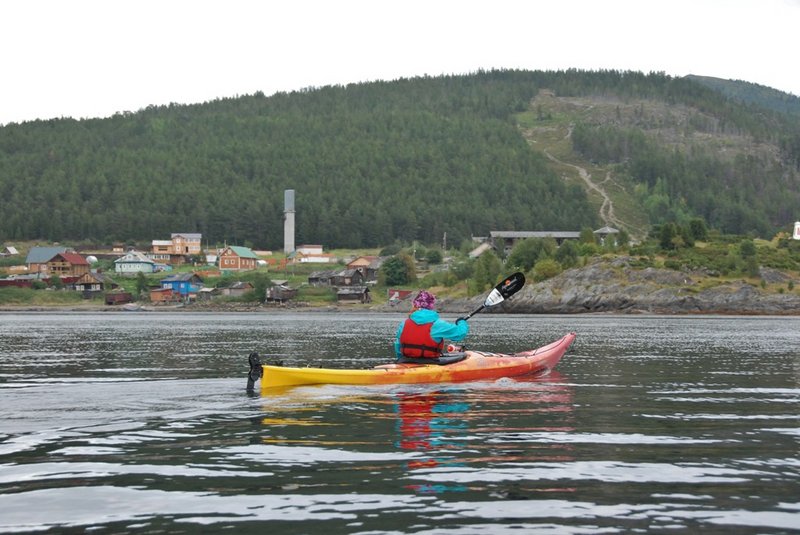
left=151, top=233, right=202, bottom=264
left=308, top=270, right=336, bottom=286
left=47, top=252, right=90, bottom=278
left=330, top=268, right=363, bottom=287
left=218, top=246, right=259, bottom=271
left=347, top=256, right=384, bottom=282
left=25, top=246, right=67, bottom=273
left=71, top=271, right=118, bottom=294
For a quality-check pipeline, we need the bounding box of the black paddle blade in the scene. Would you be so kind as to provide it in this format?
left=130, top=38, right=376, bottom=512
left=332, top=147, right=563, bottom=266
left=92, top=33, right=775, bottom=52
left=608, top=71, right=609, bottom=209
left=481, top=272, right=526, bottom=309
left=497, top=272, right=525, bottom=299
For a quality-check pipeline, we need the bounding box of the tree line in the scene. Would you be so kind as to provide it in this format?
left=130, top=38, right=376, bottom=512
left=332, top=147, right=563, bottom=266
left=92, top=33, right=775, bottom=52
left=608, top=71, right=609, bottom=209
left=1, top=69, right=798, bottom=248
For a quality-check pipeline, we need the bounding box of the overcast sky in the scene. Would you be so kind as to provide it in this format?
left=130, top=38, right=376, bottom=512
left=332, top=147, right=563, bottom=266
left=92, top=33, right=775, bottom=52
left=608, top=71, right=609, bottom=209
left=1, top=0, right=798, bottom=125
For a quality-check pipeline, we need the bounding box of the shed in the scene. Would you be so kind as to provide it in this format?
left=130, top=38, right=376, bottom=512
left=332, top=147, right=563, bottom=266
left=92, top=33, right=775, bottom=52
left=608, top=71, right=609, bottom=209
left=593, top=226, right=621, bottom=245
left=266, top=282, right=297, bottom=302
left=150, top=287, right=177, bottom=303
left=220, top=281, right=254, bottom=297
left=337, top=286, right=371, bottom=304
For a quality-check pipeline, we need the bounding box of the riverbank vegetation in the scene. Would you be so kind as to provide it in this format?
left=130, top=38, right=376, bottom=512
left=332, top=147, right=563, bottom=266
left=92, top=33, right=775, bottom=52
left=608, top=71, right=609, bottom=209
left=1, top=223, right=798, bottom=309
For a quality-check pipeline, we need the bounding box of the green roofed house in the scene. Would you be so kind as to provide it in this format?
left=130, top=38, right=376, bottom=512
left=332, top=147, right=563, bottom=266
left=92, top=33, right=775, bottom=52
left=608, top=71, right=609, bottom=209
left=218, top=246, right=260, bottom=271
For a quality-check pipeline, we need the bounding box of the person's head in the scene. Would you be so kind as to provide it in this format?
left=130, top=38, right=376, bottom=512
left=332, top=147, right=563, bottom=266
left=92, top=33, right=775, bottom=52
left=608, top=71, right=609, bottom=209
left=412, top=290, right=436, bottom=311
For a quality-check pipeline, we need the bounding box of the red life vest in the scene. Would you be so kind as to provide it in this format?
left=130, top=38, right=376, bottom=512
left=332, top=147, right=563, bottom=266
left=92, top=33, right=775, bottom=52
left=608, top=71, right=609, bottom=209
left=399, top=318, right=443, bottom=358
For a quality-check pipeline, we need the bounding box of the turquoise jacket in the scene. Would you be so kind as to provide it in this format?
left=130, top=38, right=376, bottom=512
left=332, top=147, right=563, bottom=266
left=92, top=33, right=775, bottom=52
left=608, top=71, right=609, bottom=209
left=394, top=309, right=469, bottom=358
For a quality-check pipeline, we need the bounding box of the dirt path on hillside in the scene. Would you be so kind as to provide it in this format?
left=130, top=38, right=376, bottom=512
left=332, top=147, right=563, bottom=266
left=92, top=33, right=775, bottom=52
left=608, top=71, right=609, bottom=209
left=543, top=147, right=625, bottom=230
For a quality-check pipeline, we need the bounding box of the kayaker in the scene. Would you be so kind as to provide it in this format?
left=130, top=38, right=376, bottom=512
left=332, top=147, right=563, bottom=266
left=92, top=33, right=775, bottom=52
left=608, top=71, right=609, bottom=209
left=395, top=290, right=469, bottom=359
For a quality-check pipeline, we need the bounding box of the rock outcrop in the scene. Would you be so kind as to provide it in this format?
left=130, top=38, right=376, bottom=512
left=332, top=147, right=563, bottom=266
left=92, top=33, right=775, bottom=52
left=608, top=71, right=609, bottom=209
left=437, top=256, right=800, bottom=315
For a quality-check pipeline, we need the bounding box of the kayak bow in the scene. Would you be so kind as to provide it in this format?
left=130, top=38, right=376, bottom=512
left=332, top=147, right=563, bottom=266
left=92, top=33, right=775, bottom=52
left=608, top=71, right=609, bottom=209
left=254, top=332, right=576, bottom=391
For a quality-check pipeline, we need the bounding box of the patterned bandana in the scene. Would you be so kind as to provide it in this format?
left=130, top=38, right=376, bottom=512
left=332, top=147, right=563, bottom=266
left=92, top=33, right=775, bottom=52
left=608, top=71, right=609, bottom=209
left=412, top=290, right=436, bottom=310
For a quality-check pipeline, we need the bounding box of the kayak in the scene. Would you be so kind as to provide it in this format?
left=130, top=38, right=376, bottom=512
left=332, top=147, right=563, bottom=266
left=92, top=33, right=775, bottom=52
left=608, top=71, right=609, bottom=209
left=255, top=332, right=576, bottom=391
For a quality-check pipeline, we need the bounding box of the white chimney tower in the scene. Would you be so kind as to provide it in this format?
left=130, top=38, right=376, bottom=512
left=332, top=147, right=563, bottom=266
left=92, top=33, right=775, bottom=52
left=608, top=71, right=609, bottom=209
left=793, top=221, right=800, bottom=240
left=284, top=189, right=296, bottom=253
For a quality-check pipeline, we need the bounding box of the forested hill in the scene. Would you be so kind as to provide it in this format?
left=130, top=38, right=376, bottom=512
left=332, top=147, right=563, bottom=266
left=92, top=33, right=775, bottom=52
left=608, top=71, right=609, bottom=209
left=686, top=74, right=800, bottom=117
left=1, top=70, right=798, bottom=249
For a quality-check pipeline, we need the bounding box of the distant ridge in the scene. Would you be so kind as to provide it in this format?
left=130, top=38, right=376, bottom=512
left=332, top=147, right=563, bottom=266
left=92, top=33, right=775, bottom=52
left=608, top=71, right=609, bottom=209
left=685, top=74, right=800, bottom=116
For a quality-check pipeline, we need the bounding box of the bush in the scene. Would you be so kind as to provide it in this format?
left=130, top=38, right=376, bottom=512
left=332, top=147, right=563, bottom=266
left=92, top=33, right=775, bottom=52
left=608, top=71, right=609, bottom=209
left=532, top=258, right=562, bottom=282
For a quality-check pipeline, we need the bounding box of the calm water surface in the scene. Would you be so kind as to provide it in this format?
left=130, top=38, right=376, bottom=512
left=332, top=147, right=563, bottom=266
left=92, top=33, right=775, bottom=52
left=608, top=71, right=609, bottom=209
left=0, top=312, right=798, bottom=534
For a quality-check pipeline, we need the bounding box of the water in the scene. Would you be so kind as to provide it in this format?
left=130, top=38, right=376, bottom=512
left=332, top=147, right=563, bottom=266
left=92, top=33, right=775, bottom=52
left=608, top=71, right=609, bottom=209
left=1, top=312, right=798, bottom=534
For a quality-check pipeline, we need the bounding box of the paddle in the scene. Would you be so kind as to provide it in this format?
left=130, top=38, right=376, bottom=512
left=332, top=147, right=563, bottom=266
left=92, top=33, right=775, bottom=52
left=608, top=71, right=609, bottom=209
left=460, top=272, right=525, bottom=321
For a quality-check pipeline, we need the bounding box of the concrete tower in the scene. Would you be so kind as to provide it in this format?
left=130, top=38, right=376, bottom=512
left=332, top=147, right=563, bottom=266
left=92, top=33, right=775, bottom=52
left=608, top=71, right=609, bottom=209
left=284, top=189, right=295, bottom=254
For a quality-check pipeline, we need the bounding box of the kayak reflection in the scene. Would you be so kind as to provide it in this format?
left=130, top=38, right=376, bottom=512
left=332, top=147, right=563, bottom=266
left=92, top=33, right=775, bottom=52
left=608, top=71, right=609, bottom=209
left=255, top=372, right=576, bottom=496
left=393, top=372, right=576, bottom=494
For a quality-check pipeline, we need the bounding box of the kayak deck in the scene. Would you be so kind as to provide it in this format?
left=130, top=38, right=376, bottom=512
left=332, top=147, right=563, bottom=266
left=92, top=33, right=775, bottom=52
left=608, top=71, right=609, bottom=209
left=258, top=332, right=576, bottom=390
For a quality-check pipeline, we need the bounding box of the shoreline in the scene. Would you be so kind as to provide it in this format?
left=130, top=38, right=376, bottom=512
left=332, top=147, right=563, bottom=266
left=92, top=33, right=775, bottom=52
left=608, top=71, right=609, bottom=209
left=1, top=301, right=798, bottom=316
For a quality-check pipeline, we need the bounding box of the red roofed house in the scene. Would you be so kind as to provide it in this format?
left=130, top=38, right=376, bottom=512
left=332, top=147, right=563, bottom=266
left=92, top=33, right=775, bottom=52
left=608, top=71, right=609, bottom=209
left=46, top=252, right=90, bottom=278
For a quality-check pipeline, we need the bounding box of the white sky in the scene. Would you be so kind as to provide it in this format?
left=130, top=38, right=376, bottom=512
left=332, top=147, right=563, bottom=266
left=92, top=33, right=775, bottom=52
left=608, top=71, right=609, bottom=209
left=1, top=0, right=798, bottom=125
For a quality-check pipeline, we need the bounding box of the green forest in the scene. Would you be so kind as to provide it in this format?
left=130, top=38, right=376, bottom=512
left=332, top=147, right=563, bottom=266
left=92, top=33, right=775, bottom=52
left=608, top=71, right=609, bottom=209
left=1, top=69, right=798, bottom=249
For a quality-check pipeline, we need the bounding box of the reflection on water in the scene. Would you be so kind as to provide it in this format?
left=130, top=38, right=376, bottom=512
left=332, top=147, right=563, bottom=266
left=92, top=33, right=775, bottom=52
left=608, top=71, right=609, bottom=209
left=0, top=312, right=799, bottom=533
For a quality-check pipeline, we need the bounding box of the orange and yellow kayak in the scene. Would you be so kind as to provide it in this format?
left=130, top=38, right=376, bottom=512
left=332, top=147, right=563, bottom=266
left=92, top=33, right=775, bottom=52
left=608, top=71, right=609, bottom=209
left=258, top=332, right=576, bottom=391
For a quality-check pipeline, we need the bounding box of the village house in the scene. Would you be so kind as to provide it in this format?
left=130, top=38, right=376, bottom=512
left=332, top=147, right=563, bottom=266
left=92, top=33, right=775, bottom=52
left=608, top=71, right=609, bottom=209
left=218, top=246, right=259, bottom=271
left=346, top=256, right=384, bottom=282
left=25, top=246, right=67, bottom=273
left=1, top=245, right=19, bottom=256
left=330, top=268, right=363, bottom=286
left=46, top=252, right=90, bottom=278
left=160, top=273, right=203, bottom=297
left=114, top=250, right=160, bottom=275
left=151, top=233, right=202, bottom=265
left=308, top=270, right=335, bottom=286
left=307, top=268, right=364, bottom=287
left=71, top=271, right=118, bottom=295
